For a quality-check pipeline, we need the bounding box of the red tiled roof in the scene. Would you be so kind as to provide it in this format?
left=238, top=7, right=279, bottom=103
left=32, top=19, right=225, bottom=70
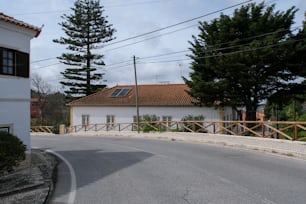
left=69, top=84, right=198, bottom=107
left=0, top=12, right=41, bottom=37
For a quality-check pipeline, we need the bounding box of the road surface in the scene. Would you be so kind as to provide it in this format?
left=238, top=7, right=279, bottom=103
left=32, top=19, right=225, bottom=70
left=32, top=135, right=306, bottom=204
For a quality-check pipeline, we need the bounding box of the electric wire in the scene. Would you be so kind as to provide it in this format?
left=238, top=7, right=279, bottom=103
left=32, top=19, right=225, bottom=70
left=142, top=38, right=303, bottom=64
left=103, top=0, right=253, bottom=47
left=13, top=0, right=173, bottom=16
left=102, top=24, right=197, bottom=51
left=31, top=25, right=302, bottom=71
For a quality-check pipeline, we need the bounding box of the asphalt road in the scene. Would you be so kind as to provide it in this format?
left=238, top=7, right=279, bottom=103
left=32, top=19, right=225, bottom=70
left=32, top=135, right=306, bottom=204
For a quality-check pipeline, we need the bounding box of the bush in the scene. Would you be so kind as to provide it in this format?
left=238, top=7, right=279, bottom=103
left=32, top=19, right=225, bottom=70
left=0, top=131, right=26, bottom=174
left=141, top=114, right=160, bottom=132
left=181, top=115, right=206, bottom=132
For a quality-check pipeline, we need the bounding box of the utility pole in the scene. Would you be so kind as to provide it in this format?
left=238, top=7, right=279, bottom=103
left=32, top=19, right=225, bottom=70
left=133, top=56, right=140, bottom=133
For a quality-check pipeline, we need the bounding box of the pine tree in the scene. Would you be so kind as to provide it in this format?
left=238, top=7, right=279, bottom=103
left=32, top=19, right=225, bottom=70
left=184, top=2, right=304, bottom=121
left=54, top=0, right=115, bottom=97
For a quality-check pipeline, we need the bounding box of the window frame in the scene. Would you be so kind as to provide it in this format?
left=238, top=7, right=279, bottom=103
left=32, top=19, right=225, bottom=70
left=0, top=127, right=10, bottom=133
left=0, top=47, right=30, bottom=78
left=82, top=114, right=90, bottom=127
left=106, top=115, right=115, bottom=127
left=162, top=115, right=172, bottom=128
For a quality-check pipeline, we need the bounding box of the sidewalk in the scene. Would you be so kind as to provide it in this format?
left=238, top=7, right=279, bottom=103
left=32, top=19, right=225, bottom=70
left=0, top=149, right=58, bottom=204
left=67, top=131, right=306, bottom=161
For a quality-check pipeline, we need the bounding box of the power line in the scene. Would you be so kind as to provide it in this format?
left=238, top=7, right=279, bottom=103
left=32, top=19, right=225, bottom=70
left=13, top=0, right=172, bottom=16
left=142, top=38, right=303, bottom=64
left=31, top=25, right=302, bottom=71
left=31, top=57, right=57, bottom=64
left=136, top=25, right=302, bottom=61
left=103, top=24, right=197, bottom=51
left=104, top=60, right=133, bottom=67
left=32, top=63, right=61, bottom=70
left=139, top=50, right=190, bottom=60
left=103, top=0, right=253, bottom=47
left=105, top=0, right=173, bottom=8
left=105, top=63, right=134, bottom=70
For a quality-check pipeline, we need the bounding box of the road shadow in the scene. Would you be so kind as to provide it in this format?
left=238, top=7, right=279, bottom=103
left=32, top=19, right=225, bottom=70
left=51, top=150, right=153, bottom=200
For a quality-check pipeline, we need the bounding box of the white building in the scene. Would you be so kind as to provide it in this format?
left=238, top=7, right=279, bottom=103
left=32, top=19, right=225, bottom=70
left=68, top=84, right=235, bottom=131
left=0, top=13, right=41, bottom=150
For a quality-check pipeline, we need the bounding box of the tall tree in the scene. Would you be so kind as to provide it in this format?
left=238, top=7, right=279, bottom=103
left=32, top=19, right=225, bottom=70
left=184, top=2, right=305, bottom=121
left=31, top=73, right=52, bottom=123
left=54, top=0, right=115, bottom=97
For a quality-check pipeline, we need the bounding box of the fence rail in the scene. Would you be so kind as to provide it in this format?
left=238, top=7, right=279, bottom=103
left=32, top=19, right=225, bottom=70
left=68, top=120, right=306, bottom=141
left=31, top=126, right=54, bottom=133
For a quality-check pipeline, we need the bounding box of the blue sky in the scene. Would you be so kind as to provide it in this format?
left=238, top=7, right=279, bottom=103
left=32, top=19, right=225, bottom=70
left=1, top=0, right=305, bottom=90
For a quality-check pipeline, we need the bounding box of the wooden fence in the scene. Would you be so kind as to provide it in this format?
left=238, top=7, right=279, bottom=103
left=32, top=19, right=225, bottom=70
left=67, top=120, right=306, bottom=141
left=31, top=126, right=54, bottom=133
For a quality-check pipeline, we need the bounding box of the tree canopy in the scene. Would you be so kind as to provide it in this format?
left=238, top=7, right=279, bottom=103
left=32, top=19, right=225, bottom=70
left=185, top=2, right=306, bottom=121
left=54, top=0, right=115, bottom=98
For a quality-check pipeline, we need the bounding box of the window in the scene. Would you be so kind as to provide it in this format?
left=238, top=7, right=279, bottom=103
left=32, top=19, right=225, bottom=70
left=162, top=116, right=172, bottom=128
left=133, top=115, right=143, bottom=122
left=0, top=127, right=10, bottom=133
left=82, top=115, right=89, bottom=127
left=162, top=116, right=172, bottom=121
left=0, top=48, right=29, bottom=78
left=16, top=51, right=29, bottom=77
left=106, top=115, right=115, bottom=126
left=2, top=49, right=14, bottom=75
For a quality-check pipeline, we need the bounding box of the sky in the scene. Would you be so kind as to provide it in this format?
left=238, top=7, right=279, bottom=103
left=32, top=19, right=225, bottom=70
left=1, top=0, right=306, bottom=91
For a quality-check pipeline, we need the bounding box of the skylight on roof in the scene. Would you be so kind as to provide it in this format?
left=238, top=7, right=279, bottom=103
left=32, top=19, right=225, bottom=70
left=111, top=88, right=131, bottom=97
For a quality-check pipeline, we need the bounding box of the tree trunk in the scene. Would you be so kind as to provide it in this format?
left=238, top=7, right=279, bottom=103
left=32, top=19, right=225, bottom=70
left=86, top=43, right=91, bottom=96
left=245, top=103, right=258, bottom=129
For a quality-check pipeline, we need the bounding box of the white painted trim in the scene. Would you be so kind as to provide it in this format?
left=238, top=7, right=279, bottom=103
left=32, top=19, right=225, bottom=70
left=0, top=21, right=38, bottom=38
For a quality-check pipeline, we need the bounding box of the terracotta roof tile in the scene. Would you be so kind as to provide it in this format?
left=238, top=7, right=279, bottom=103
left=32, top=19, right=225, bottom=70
left=0, top=12, right=41, bottom=37
left=69, top=84, right=198, bottom=106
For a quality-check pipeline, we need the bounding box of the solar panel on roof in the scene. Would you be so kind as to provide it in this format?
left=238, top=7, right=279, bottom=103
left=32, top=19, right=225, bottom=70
left=118, top=88, right=130, bottom=97
left=111, top=88, right=121, bottom=97
left=110, top=88, right=131, bottom=97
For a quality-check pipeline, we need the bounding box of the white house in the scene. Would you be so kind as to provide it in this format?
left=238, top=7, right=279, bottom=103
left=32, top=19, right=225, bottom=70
left=68, top=84, right=236, bottom=131
left=0, top=13, right=41, bottom=150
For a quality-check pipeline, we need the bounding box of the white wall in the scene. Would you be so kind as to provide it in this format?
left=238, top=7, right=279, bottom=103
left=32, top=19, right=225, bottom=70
left=72, top=105, right=233, bottom=127
left=0, top=22, right=32, bottom=53
left=0, top=22, right=32, bottom=150
left=0, top=77, right=30, bottom=150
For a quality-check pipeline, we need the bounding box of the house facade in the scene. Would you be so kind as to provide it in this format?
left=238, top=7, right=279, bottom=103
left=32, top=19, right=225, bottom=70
left=68, top=84, right=236, bottom=131
left=0, top=13, right=41, bottom=150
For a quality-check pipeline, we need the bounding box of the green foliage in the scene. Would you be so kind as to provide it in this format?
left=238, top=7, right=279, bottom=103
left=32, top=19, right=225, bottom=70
left=181, top=115, right=206, bottom=132
left=181, top=115, right=205, bottom=121
left=54, top=0, right=116, bottom=97
left=298, top=113, right=306, bottom=122
left=31, top=91, right=70, bottom=129
left=140, top=114, right=160, bottom=133
left=265, top=96, right=306, bottom=121
left=185, top=2, right=304, bottom=121
left=0, top=132, right=26, bottom=174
